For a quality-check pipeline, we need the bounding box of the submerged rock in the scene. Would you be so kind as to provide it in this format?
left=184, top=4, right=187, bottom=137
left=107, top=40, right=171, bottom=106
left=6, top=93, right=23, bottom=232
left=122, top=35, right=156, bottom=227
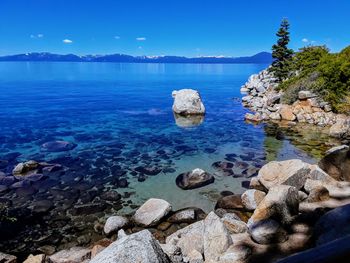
left=90, top=230, right=170, bottom=263
left=41, top=140, right=77, bottom=152
left=174, top=114, right=205, bottom=128
left=176, top=168, right=214, bottom=190
left=172, top=89, right=205, bottom=116
left=133, top=198, right=172, bottom=227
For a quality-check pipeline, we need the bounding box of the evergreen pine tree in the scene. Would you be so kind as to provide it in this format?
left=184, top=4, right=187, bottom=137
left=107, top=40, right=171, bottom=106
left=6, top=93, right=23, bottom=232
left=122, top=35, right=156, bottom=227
left=270, top=19, right=294, bottom=82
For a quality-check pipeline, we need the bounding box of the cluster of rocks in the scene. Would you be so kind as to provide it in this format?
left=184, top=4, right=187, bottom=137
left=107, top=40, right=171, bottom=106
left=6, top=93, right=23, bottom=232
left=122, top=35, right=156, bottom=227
left=5, top=145, right=349, bottom=263
left=241, top=69, right=350, bottom=140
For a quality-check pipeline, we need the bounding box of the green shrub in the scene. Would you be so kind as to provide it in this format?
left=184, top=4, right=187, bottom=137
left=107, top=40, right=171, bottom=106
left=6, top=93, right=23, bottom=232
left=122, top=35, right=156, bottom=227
left=277, top=45, right=350, bottom=114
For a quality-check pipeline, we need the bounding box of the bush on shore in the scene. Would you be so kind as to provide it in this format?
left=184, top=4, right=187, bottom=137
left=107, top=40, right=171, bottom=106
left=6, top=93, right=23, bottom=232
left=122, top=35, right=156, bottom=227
left=277, top=45, right=350, bottom=114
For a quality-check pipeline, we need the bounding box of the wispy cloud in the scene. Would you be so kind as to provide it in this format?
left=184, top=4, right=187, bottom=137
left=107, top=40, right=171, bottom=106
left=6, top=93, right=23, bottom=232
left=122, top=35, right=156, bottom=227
left=136, top=37, right=146, bottom=41
left=30, top=33, right=44, bottom=39
left=114, top=36, right=120, bottom=39
left=63, top=39, right=73, bottom=44
left=138, top=46, right=143, bottom=49
left=302, top=38, right=317, bottom=45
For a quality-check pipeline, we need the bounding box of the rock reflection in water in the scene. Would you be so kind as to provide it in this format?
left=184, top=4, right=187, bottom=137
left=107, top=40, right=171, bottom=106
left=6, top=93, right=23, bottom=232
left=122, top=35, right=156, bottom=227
left=173, top=114, right=205, bottom=128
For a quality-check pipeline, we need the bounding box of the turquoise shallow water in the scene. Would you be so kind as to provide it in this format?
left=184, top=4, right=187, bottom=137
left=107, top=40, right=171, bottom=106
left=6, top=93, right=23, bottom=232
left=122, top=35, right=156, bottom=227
left=0, top=62, right=326, bottom=255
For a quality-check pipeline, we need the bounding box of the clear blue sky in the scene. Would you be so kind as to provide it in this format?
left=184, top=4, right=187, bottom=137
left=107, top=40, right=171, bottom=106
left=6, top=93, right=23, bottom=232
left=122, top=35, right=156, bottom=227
left=0, top=0, right=349, bottom=57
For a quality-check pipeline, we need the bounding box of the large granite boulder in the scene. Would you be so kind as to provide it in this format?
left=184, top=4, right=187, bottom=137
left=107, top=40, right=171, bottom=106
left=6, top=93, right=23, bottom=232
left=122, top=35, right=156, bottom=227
left=90, top=230, right=170, bottom=263
left=203, top=212, right=232, bottom=261
left=319, top=145, right=350, bottom=181
left=172, top=89, right=205, bottom=116
left=133, top=198, right=171, bottom=227
left=314, top=204, right=350, bottom=246
left=257, top=159, right=311, bottom=190
left=176, top=168, right=214, bottom=190
left=248, top=185, right=299, bottom=227
left=104, top=216, right=129, bottom=235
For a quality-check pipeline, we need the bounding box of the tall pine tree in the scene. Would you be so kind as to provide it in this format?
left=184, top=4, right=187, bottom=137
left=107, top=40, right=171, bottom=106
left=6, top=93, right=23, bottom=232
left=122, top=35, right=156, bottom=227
left=270, top=19, right=294, bottom=82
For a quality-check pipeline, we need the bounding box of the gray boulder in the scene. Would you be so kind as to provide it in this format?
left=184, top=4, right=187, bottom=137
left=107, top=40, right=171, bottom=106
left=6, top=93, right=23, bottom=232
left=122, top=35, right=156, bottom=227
left=133, top=198, right=171, bottom=227
left=104, top=216, right=129, bottom=235
left=90, top=230, right=170, bottom=263
left=172, top=89, right=205, bottom=116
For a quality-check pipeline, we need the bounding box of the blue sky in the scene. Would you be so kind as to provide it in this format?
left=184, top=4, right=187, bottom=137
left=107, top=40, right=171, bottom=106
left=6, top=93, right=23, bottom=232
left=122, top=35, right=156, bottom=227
left=0, top=0, right=349, bottom=57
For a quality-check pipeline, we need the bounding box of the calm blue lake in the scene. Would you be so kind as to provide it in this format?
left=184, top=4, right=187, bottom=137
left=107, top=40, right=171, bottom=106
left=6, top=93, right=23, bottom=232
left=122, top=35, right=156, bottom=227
left=0, top=62, right=325, bottom=254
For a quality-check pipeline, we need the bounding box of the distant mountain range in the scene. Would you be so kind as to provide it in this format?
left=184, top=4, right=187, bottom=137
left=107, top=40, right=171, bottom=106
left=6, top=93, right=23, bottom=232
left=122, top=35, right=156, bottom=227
left=0, top=52, right=272, bottom=64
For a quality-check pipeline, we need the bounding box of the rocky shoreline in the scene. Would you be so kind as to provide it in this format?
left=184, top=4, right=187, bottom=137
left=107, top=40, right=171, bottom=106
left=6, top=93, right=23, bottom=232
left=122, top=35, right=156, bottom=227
left=2, top=144, right=349, bottom=263
left=241, top=69, right=350, bottom=141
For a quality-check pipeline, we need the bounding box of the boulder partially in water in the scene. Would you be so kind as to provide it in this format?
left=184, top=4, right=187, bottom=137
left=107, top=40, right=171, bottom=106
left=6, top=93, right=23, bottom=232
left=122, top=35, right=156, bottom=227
left=172, top=89, right=205, bottom=116
left=176, top=168, right=214, bottom=190
left=133, top=198, right=172, bottom=227
left=104, top=216, right=129, bottom=235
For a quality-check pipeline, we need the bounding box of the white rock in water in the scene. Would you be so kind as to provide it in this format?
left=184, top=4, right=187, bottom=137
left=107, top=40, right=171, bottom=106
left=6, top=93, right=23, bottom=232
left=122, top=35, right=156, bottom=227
left=133, top=198, right=172, bottom=227
left=172, top=89, right=205, bottom=116
left=90, top=230, right=170, bottom=263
